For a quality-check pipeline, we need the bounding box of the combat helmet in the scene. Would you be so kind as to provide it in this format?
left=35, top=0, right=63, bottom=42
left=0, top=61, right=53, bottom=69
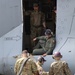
left=38, top=56, right=46, bottom=62
left=52, top=52, right=62, bottom=59
left=45, top=29, right=53, bottom=35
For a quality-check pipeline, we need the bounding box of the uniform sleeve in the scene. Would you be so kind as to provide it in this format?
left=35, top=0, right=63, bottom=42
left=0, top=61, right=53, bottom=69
left=36, top=36, right=46, bottom=40
left=14, top=60, right=18, bottom=74
left=31, top=60, right=38, bottom=74
left=41, top=12, right=45, bottom=23
left=37, top=64, right=48, bottom=75
left=49, top=65, right=54, bottom=75
left=24, top=10, right=32, bottom=15
left=63, top=62, right=72, bottom=75
left=14, top=59, right=23, bottom=75
left=46, top=38, right=56, bottom=54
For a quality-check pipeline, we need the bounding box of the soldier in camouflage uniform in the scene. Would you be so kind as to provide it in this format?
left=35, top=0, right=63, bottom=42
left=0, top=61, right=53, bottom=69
left=36, top=56, right=49, bottom=75
left=49, top=52, right=72, bottom=75
left=32, top=29, right=56, bottom=56
left=25, top=3, right=46, bottom=48
left=14, top=50, right=39, bottom=75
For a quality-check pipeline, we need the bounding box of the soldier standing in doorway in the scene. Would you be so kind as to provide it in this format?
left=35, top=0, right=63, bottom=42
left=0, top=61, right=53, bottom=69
left=31, top=3, right=46, bottom=48
left=24, top=3, right=46, bottom=48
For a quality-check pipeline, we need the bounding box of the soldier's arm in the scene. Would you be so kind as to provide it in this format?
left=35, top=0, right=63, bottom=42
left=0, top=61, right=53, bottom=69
left=14, top=60, right=18, bottom=74
left=63, top=62, right=72, bottom=75
left=49, top=65, right=54, bottom=75
left=41, top=13, right=46, bottom=28
left=31, top=60, right=39, bottom=75
left=43, top=22, right=46, bottom=28
left=36, top=36, right=46, bottom=40
left=24, top=10, right=31, bottom=16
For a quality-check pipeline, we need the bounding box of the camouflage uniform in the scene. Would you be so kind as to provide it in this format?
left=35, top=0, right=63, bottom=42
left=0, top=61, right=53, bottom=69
left=49, top=60, right=72, bottom=75
left=32, top=36, right=56, bottom=55
left=14, top=57, right=38, bottom=75
left=30, top=10, right=45, bottom=47
left=36, top=62, right=49, bottom=75
left=25, top=9, right=45, bottom=47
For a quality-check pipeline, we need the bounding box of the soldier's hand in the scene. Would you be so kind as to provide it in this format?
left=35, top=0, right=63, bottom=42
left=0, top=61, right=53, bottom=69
left=43, top=53, right=47, bottom=57
left=33, top=38, right=37, bottom=41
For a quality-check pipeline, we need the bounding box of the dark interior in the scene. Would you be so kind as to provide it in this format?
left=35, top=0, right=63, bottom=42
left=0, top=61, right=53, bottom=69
left=22, top=0, right=56, bottom=54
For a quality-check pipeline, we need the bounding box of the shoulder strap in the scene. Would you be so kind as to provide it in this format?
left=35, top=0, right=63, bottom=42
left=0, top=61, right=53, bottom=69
left=17, top=58, right=30, bottom=75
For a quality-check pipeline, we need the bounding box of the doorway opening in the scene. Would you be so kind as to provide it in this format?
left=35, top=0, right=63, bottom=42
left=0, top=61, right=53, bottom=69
left=22, top=0, right=56, bottom=54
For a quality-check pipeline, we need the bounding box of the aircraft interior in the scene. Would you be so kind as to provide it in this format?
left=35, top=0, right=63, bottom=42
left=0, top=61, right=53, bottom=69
left=22, top=0, right=56, bottom=54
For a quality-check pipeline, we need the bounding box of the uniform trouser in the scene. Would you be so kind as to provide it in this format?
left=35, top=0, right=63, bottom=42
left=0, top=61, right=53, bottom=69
left=32, top=47, right=55, bottom=55
left=31, top=26, right=43, bottom=48
left=32, top=48, right=46, bottom=55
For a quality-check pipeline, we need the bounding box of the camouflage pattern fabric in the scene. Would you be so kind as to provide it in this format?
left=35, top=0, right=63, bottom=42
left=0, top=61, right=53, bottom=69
left=25, top=10, right=45, bottom=47
left=30, top=11, right=45, bottom=26
left=36, top=62, right=49, bottom=75
left=30, top=11, right=45, bottom=47
left=49, top=60, right=72, bottom=75
left=14, top=57, right=38, bottom=75
left=33, top=36, right=56, bottom=55
left=31, top=26, right=43, bottom=47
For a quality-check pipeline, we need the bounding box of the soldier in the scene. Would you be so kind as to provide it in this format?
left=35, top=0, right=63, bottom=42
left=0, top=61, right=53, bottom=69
left=49, top=52, right=72, bottom=75
left=36, top=56, right=49, bottom=75
left=14, top=50, right=39, bottom=75
left=25, top=3, right=46, bottom=48
left=32, top=29, right=56, bottom=56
